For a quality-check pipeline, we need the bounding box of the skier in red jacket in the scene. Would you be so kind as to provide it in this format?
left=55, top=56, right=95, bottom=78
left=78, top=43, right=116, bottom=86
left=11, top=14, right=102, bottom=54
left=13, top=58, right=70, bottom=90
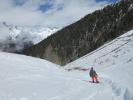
left=89, top=67, right=99, bottom=83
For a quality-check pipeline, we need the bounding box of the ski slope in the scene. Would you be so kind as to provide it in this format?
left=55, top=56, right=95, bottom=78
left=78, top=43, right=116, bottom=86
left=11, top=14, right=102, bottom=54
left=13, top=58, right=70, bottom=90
left=0, top=52, right=93, bottom=100
left=0, top=30, right=133, bottom=100
left=64, top=30, right=133, bottom=100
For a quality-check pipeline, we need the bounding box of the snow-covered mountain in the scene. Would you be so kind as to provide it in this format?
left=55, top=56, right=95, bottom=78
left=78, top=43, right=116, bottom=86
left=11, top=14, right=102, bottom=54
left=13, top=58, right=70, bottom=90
left=0, top=22, right=59, bottom=52
left=0, top=30, right=133, bottom=100
left=64, top=30, right=133, bottom=70
left=64, top=29, right=133, bottom=99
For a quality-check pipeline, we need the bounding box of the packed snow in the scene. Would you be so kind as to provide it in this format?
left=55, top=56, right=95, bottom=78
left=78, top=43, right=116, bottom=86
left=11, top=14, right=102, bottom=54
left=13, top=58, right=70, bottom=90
left=65, top=30, right=133, bottom=100
left=0, top=30, right=133, bottom=100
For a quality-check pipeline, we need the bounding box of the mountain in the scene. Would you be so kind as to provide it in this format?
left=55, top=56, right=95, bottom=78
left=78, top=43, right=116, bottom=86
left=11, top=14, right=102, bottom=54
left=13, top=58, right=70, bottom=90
left=23, top=0, right=133, bottom=65
left=0, top=30, right=133, bottom=100
left=0, top=22, right=59, bottom=52
left=64, top=29, right=133, bottom=71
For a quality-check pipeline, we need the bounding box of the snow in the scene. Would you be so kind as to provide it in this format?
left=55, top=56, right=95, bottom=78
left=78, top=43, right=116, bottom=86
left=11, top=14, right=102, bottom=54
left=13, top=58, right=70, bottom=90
left=0, top=30, right=133, bottom=100
left=0, top=52, right=90, bottom=100
left=128, top=4, right=133, bottom=11
left=64, top=30, right=133, bottom=100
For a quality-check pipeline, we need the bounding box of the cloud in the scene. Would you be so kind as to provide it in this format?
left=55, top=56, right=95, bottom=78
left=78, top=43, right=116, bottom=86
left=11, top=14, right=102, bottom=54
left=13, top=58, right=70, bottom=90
left=0, top=0, right=115, bottom=27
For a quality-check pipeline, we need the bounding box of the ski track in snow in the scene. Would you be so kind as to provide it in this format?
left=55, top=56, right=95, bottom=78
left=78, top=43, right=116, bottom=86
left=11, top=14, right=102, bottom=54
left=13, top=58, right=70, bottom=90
left=0, top=30, right=133, bottom=100
left=100, top=76, right=133, bottom=100
left=64, top=30, right=133, bottom=100
left=82, top=76, right=133, bottom=100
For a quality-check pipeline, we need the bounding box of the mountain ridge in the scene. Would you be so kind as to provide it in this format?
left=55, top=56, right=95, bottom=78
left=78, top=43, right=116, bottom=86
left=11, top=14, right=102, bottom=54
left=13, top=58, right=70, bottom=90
left=23, top=0, right=133, bottom=65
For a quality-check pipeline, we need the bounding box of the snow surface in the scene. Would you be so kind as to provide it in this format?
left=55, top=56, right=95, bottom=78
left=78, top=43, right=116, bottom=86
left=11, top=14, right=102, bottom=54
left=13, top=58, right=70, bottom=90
left=0, top=30, right=133, bottom=100
left=64, top=30, right=133, bottom=100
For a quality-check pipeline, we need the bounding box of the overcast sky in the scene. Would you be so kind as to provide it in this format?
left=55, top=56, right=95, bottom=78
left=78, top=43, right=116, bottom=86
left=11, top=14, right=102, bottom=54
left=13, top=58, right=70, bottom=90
left=0, top=0, right=118, bottom=27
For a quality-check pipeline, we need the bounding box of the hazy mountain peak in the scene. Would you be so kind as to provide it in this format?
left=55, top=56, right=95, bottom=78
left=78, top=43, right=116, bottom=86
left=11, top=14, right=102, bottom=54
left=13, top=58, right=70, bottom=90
left=0, top=22, right=59, bottom=52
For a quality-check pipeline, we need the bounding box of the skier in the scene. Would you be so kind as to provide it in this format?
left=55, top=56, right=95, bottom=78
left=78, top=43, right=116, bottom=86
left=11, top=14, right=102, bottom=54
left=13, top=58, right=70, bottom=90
left=89, top=67, right=99, bottom=83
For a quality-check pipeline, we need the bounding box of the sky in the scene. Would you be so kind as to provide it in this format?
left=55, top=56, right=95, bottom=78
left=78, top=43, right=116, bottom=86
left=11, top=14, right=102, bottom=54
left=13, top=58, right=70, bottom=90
left=0, top=0, right=118, bottom=27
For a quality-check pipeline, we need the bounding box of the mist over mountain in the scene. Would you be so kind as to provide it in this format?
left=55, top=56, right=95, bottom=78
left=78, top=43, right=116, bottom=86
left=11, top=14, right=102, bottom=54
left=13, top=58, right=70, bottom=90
left=0, top=22, right=59, bottom=52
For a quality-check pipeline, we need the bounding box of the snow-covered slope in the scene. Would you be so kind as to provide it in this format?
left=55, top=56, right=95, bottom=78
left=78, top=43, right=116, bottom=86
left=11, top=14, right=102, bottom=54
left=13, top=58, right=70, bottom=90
left=0, top=30, right=133, bottom=100
left=64, top=30, right=133, bottom=70
left=0, top=52, right=90, bottom=100
left=0, top=22, right=59, bottom=52
left=64, top=30, right=133, bottom=100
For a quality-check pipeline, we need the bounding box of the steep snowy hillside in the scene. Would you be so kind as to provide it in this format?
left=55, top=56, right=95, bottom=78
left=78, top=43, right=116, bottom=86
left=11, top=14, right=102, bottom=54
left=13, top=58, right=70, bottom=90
left=64, top=30, right=133, bottom=70
left=0, top=30, right=133, bottom=100
left=64, top=30, right=133, bottom=99
left=0, top=22, right=59, bottom=52
left=0, top=52, right=89, bottom=100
